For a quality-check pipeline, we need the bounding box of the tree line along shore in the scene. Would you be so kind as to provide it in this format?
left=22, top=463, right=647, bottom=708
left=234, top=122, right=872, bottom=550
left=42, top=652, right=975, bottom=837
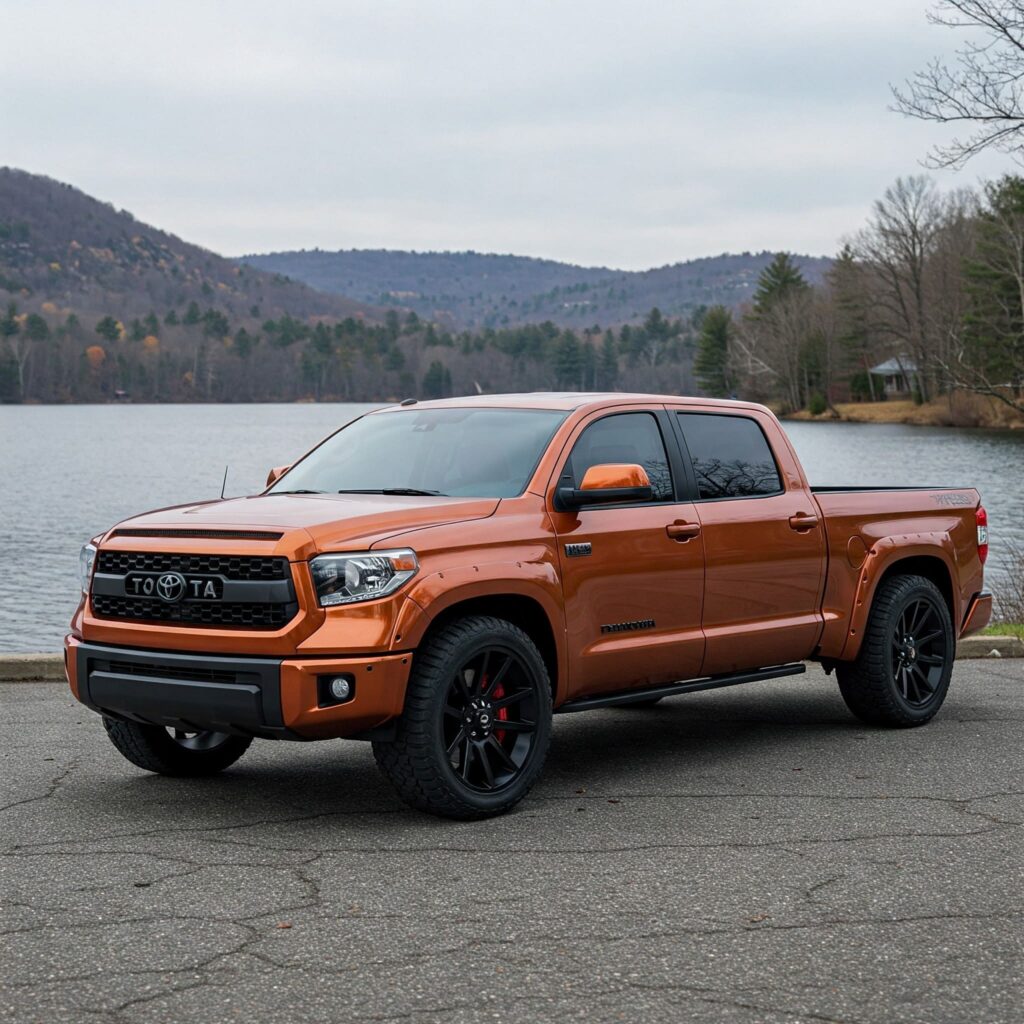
left=2, top=173, right=1024, bottom=423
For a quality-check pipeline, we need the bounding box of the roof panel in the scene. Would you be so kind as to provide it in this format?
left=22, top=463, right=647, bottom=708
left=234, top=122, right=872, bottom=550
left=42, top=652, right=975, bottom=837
left=372, top=392, right=767, bottom=414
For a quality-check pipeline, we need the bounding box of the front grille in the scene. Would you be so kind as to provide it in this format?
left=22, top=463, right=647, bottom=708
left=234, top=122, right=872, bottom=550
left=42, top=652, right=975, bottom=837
left=93, top=595, right=294, bottom=628
left=97, top=551, right=289, bottom=581
left=92, top=550, right=298, bottom=629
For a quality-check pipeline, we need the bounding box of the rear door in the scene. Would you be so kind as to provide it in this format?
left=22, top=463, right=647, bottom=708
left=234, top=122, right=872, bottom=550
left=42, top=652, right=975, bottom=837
left=671, top=409, right=825, bottom=675
left=549, top=408, right=706, bottom=700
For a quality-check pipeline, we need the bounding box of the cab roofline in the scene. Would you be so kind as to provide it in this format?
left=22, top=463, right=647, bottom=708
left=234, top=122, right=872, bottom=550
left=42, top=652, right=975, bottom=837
left=371, top=393, right=770, bottom=414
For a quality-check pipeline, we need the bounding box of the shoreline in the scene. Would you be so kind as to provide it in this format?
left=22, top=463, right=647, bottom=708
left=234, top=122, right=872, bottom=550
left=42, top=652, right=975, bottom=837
left=3, top=394, right=1024, bottom=430
left=783, top=395, right=1024, bottom=430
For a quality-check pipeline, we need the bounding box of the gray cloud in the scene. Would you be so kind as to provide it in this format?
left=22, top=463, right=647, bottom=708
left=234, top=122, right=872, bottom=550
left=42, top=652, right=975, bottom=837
left=0, top=0, right=1010, bottom=268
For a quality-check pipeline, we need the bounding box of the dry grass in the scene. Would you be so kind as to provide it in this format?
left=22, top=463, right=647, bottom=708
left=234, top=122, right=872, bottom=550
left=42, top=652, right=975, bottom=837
left=787, top=391, right=1024, bottom=429
left=993, top=544, right=1024, bottom=625
left=837, top=400, right=926, bottom=423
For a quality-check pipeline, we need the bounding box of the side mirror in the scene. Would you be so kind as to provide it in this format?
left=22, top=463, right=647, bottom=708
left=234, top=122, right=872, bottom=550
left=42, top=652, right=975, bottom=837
left=266, top=464, right=291, bottom=488
left=556, top=463, right=652, bottom=510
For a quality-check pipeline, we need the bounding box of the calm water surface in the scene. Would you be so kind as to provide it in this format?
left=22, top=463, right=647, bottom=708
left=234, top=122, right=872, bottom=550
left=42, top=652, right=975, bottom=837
left=2, top=404, right=1021, bottom=652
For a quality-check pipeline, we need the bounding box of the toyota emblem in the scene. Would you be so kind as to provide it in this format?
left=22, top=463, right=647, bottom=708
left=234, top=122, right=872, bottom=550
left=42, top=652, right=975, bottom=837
left=155, top=571, right=187, bottom=603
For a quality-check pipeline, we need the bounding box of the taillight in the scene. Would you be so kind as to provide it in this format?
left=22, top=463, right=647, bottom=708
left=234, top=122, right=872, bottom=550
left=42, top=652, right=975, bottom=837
left=976, top=506, right=988, bottom=564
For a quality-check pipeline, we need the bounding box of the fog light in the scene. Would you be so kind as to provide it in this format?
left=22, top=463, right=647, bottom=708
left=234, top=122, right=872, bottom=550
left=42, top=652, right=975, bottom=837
left=317, top=673, right=356, bottom=708
left=329, top=676, right=351, bottom=701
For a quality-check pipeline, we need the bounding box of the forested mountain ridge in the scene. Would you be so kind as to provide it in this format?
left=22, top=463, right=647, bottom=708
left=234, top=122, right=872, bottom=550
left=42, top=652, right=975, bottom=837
left=0, top=168, right=831, bottom=405
left=240, top=248, right=833, bottom=329
left=0, top=169, right=703, bottom=404
left=9, top=165, right=1017, bottom=424
left=0, top=168, right=376, bottom=322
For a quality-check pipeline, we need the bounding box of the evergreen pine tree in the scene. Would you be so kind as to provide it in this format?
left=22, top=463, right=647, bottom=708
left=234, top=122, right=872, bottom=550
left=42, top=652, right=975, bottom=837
left=752, top=253, right=808, bottom=314
left=599, top=330, right=619, bottom=389
left=693, top=306, right=733, bottom=397
left=422, top=360, right=448, bottom=398
left=553, top=331, right=583, bottom=388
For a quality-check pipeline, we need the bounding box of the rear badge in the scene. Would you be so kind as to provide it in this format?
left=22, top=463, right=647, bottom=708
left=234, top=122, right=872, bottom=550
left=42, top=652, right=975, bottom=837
left=565, top=542, right=592, bottom=558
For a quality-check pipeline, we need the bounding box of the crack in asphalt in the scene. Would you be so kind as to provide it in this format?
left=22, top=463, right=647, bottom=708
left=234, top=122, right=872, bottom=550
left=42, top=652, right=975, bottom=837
left=0, top=759, right=79, bottom=815
left=619, top=979, right=858, bottom=1024
left=3, top=666, right=1023, bottom=1024
left=4, top=789, right=1020, bottom=861
left=2, top=824, right=1012, bottom=860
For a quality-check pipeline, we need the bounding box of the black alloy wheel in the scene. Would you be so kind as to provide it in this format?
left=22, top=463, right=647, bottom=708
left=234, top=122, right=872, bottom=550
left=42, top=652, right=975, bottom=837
left=890, top=596, right=950, bottom=707
left=373, top=615, right=553, bottom=819
left=836, top=574, right=954, bottom=727
left=442, top=645, right=540, bottom=792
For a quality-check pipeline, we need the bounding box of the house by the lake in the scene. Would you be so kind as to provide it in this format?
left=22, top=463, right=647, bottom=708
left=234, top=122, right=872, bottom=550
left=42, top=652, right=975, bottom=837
left=869, top=357, right=919, bottom=398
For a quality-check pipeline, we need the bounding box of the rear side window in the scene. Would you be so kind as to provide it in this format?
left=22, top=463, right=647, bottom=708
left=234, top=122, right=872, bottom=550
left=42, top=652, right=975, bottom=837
left=677, top=413, right=782, bottom=499
left=567, top=412, right=674, bottom=501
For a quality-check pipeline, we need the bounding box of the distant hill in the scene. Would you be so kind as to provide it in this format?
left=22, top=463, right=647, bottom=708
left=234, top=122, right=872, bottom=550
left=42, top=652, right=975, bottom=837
left=0, top=167, right=830, bottom=405
left=240, top=248, right=834, bottom=329
left=0, top=168, right=376, bottom=322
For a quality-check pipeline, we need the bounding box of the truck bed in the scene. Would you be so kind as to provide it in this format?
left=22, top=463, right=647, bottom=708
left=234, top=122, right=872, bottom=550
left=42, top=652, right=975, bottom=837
left=811, top=485, right=984, bottom=659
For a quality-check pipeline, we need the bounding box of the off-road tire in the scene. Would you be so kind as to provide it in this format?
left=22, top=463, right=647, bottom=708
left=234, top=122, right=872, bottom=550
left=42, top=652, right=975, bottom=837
left=373, top=615, right=553, bottom=819
left=102, top=718, right=252, bottom=776
left=836, top=574, right=954, bottom=728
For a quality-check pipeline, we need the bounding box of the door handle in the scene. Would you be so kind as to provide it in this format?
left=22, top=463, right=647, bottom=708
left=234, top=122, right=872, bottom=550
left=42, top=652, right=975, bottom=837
left=789, top=512, right=819, bottom=531
left=666, top=522, right=701, bottom=541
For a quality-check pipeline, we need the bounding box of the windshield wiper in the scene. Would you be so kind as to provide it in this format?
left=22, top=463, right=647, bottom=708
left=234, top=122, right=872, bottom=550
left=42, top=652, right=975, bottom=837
left=337, top=488, right=447, bottom=496
left=273, top=489, right=325, bottom=494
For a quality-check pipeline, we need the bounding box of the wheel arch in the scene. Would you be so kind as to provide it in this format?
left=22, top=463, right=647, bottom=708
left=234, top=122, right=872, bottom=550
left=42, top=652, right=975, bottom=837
left=402, top=582, right=566, bottom=704
left=842, top=545, right=957, bottom=661
left=877, top=555, right=955, bottom=620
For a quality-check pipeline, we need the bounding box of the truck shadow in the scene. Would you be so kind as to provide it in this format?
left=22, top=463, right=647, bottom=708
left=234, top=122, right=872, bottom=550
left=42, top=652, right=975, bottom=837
left=86, top=685, right=873, bottom=827
left=544, top=691, right=861, bottom=784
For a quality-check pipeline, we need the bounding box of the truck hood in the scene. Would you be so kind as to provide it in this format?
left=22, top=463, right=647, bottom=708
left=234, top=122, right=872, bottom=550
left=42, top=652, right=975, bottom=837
left=109, top=493, right=500, bottom=557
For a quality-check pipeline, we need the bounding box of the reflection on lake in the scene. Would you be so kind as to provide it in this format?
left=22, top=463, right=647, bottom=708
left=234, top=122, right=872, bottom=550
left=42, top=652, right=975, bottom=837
left=1, top=404, right=1021, bottom=652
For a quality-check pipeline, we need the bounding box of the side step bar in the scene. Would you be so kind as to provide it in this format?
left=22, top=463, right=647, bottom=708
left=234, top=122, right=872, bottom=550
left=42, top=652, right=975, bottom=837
left=555, top=663, right=806, bottom=714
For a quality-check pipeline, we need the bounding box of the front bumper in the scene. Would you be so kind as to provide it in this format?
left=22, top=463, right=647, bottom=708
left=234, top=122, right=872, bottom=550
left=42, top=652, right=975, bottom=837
left=65, top=636, right=411, bottom=740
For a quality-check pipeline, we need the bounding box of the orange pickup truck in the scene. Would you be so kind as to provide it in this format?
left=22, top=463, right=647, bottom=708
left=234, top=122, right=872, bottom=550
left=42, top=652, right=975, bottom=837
left=66, top=394, right=992, bottom=818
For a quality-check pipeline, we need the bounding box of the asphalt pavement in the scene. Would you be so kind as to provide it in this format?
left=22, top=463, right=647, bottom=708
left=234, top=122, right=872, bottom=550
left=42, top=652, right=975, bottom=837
left=2, top=662, right=1022, bottom=1024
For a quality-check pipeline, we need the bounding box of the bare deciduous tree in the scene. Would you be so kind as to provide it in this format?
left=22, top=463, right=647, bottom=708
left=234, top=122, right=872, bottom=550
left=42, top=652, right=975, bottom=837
left=893, top=1, right=1024, bottom=167
left=851, top=176, right=969, bottom=402
left=734, top=290, right=814, bottom=412
left=808, top=287, right=843, bottom=415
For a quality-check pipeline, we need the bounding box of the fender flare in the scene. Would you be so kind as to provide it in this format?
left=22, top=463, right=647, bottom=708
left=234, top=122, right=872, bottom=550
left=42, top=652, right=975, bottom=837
left=392, top=560, right=568, bottom=701
left=839, top=532, right=958, bottom=661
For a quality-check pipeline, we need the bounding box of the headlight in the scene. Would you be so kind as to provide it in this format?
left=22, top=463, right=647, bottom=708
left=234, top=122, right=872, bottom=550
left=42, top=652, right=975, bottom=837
left=79, top=542, right=97, bottom=593
left=310, top=549, right=418, bottom=607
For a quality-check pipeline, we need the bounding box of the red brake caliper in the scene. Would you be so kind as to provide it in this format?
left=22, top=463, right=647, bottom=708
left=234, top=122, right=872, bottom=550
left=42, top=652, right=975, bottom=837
left=491, top=680, right=508, bottom=744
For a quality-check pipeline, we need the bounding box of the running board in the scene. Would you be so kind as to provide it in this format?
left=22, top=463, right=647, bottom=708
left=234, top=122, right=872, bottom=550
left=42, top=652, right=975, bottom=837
left=555, top=663, right=806, bottom=714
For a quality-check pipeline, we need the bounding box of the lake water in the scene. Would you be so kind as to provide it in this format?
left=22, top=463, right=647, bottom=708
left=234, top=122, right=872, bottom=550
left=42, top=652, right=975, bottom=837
left=2, top=404, right=1021, bottom=653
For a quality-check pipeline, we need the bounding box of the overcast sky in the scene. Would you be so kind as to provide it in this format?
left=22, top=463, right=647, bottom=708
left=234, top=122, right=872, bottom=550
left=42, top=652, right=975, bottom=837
left=0, top=0, right=1011, bottom=269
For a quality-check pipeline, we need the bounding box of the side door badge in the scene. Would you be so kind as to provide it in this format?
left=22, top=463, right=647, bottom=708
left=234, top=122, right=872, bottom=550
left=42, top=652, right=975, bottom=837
left=565, top=542, right=592, bottom=558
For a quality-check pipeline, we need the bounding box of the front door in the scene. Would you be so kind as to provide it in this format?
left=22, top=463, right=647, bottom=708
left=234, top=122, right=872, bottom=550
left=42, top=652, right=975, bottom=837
left=549, top=409, right=706, bottom=700
left=673, top=409, right=825, bottom=675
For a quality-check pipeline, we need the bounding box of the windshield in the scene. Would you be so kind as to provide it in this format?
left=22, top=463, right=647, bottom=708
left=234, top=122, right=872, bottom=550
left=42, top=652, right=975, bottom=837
left=270, top=407, right=567, bottom=499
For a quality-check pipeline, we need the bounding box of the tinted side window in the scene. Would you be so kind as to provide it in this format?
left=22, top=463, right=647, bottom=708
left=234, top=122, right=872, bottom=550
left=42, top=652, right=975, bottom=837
left=677, top=413, right=782, bottom=499
left=568, top=413, right=674, bottom=501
